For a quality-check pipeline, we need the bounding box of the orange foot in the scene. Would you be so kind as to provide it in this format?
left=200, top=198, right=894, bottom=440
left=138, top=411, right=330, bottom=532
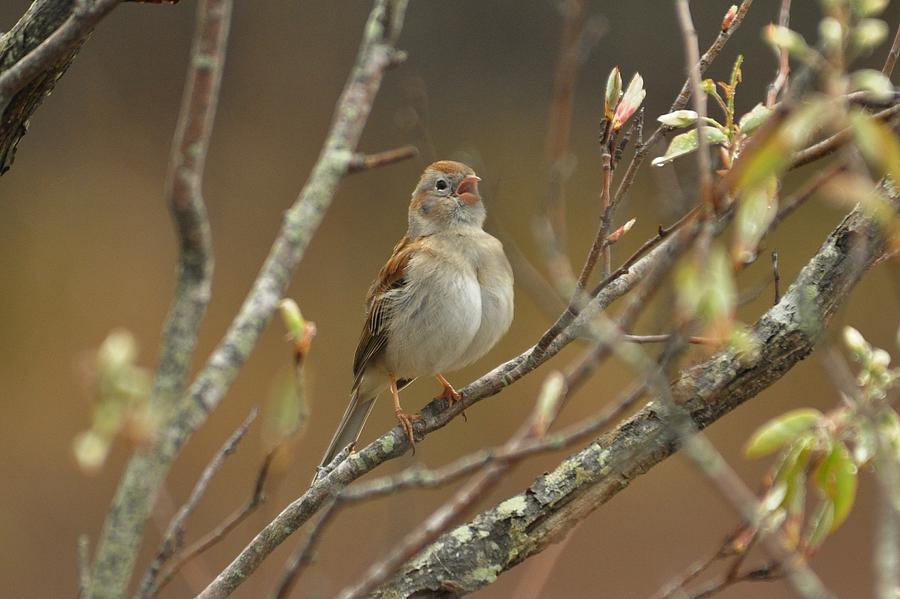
left=394, top=409, right=422, bottom=454
left=435, top=373, right=467, bottom=422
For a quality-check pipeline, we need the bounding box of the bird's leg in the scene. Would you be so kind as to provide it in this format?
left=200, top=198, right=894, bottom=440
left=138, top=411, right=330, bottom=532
left=390, top=374, right=420, bottom=452
left=435, top=373, right=461, bottom=403
left=435, top=373, right=467, bottom=421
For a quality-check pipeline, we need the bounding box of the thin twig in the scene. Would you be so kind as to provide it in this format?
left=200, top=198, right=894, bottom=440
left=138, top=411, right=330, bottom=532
left=578, top=151, right=614, bottom=287
left=687, top=563, right=782, bottom=599
left=138, top=409, right=257, bottom=599
left=540, top=0, right=588, bottom=292
left=590, top=205, right=701, bottom=299
left=767, top=162, right=846, bottom=233
left=771, top=251, right=781, bottom=304
left=624, top=334, right=719, bottom=345
left=153, top=0, right=231, bottom=410
left=152, top=450, right=276, bottom=596
left=790, top=102, right=900, bottom=169
left=883, top=23, right=900, bottom=77
left=766, top=0, right=792, bottom=107
left=873, top=409, right=900, bottom=599
left=675, top=0, right=713, bottom=205
left=0, top=0, right=122, bottom=110
left=87, top=2, right=410, bottom=596
left=271, top=498, right=340, bottom=599
left=78, top=534, right=91, bottom=597
left=347, top=145, right=418, bottom=174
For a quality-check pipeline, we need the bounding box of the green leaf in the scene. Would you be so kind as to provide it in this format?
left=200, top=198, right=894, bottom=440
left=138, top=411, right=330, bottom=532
left=263, top=368, right=310, bottom=449
left=738, top=103, right=772, bottom=135
left=850, top=69, right=894, bottom=101
left=278, top=298, right=306, bottom=340
left=674, top=244, right=736, bottom=326
left=805, top=500, right=835, bottom=551
left=764, top=25, right=812, bottom=58
left=604, top=66, right=622, bottom=120
left=657, top=110, right=699, bottom=128
left=814, top=442, right=858, bottom=531
left=651, top=127, right=728, bottom=167
left=733, top=175, right=778, bottom=263
left=850, top=0, right=889, bottom=16
left=745, top=408, right=823, bottom=458
left=852, top=18, right=889, bottom=53
left=850, top=110, right=900, bottom=184
left=821, top=172, right=897, bottom=229
left=730, top=99, right=829, bottom=192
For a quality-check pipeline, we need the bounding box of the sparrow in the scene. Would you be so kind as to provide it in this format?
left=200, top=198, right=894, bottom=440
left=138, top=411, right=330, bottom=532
left=315, top=160, right=514, bottom=475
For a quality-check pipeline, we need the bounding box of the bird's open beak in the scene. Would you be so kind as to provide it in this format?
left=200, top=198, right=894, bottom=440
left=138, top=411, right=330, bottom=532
left=455, top=175, right=481, bottom=204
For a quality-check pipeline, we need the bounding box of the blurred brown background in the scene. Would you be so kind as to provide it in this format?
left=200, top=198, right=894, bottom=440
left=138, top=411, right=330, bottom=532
left=1, top=1, right=899, bottom=597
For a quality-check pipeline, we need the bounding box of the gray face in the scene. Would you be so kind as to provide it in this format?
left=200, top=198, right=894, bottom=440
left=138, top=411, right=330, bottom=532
left=407, top=165, right=486, bottom=237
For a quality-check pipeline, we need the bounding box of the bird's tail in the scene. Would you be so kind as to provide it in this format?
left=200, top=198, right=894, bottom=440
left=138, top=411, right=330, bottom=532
left=314, top=388, right=379, bottom=482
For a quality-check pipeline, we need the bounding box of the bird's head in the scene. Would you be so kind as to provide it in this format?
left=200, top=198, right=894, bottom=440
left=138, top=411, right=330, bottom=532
left=407, top=160, right=485, bottom=237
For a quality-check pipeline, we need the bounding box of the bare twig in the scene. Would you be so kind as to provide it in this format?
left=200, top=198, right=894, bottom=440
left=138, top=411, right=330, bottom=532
left=272, top=498, right=340, bottom=599
left=883, top=23, right=900, bottom=77
left=153, top=0, right=230, bottom=410
left=494, top=221, right=568, bottom=318
left=674, top=0, right=713, bottom=204
left=624, top=334, right=719, bottom=345
left=873, top=411, right=900, bottom=599
left=790, top=102, right=900, bottom=169
left=578, top=152, right=614, bottom=287
left=771, top=251, right=781, bottom=304
left=347, top=145, right=418, bottom=174
left=655, top=527, right=750, bottom=599
left=768, top=162, right=846, bottom=232
left=537, top=0, right=605, bottom=295
left=138, top=409, right=257, bottom=599
left=686, top=563, right=782, bottom=599
left=766, top=0, right=792, bottom=107
left=78, top=534, right=91, bottom=597
left=153, top=450, right=276, bottom=596
left=542, top=0, right=587, bottom=264
left=0, top=0, right=122, bottom=112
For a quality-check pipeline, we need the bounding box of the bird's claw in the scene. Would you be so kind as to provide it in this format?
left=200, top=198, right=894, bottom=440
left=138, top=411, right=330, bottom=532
left=395, top=410, right=421, bottom=454
left=436, top=383, right=467, bottom=422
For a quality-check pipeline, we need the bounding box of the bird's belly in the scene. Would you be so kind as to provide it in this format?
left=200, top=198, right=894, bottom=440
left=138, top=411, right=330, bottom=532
left=453, top=277, right=514, bottom=370
left=383, top=271, right=482, bottom=378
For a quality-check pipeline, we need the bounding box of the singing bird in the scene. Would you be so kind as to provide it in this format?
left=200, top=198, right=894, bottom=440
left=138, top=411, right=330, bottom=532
left=315, top=161, right=514, bottom=477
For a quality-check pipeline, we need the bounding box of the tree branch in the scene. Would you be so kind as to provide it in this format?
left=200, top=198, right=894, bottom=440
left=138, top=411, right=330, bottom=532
left=84, top=1, right=410, bottom=597
left=138, top=408, right=256, bottom=599
left=374, top=183, right=898, bottom=597
left=150, top=0, right=230, bottom=412
left=189, top=207, right=689, bottom=598
left=0, top=0, right=125, bottom=174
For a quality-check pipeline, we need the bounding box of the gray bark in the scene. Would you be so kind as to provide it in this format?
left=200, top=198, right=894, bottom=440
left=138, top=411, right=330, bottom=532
left=0, top=0, right=82, bottom=174
left=374, top=183, right=898, bottom=597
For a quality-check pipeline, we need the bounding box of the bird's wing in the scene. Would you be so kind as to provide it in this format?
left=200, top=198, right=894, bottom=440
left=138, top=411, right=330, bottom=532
left=351, top=235, right=422, bottom=389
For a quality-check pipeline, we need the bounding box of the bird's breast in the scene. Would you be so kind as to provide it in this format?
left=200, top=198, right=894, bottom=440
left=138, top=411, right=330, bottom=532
left=382, top=254, right=482, bottom=378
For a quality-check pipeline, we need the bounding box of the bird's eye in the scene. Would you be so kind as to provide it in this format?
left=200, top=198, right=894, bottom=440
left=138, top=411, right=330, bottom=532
left=435, top=179, right=448, bottom=191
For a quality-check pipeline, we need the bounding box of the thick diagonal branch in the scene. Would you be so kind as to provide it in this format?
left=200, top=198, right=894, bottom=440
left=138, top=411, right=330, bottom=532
left=374, top=185, right=897, bottom=597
